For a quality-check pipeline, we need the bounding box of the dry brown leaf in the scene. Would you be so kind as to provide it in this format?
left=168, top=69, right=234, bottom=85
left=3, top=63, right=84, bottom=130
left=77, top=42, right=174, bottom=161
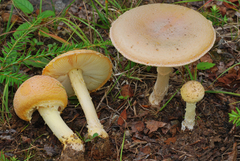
left=219, top=6, right=227, bottom=16
left=141, top=104, right=151, bottom=108
left=145, top=120, right=167, bottom=133
left=118, top=109, right=127, bottom=126
left=200, top=53, right=213, bottom=63
left=121, top=84, right=134, bottom=98
left=223, top=2, right=237, bottom=9
left=21, top=135, right=31, bottom=144
left=39, top=30, right=71, bottom=45
left=2, top=13, right=21, bottom=23
left=217, top=73, right=237, bottom=86
left=131, top=121, right=145, bottom=133
left=164, top=137, right=177, bottom=145
left=140, top=145, right=151, bottom=154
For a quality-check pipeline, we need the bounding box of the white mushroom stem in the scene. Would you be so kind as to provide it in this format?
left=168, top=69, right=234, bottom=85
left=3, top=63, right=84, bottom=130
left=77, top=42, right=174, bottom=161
left=68, top=68, right=108, bottom=138
left=181, top=103, right=196, bottom=131
left=38, top=105, right=84, bottom=151
left=149, top=67, right=172, bottom=106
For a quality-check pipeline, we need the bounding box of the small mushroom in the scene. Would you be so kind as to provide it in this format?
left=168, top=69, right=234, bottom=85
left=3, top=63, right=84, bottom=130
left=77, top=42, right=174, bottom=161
left=42, top=49, right=112, bottom=158
left=180, top=80, right=205, bottom=131
left=110, top=4, right=215, bottom=107
left=13, top=75, right=85, bottom=160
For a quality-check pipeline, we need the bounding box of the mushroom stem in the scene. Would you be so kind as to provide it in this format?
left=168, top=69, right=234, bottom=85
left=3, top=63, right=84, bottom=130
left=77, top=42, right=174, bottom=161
left=149, top=67, right=172, bottom=106
left=68, top=68, right=108, bottom=138
left=38, top=105, right=84, bottom=151
left=181, top=102, right=196, bottom=131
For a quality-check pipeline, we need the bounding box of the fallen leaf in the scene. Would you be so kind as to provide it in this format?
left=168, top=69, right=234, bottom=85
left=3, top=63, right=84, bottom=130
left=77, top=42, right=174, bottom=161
left=2, top=13, right=21, bottom=23
left=140, top=145, right=151, bottom=154
left=210, top=66, right=219, bottom=74
left=217, top=73, right=237, bottom=87
left=161, top=123, right=171, bottom=134
left=118, top=109, right=127, bottom=126
left=131, top=121, right=144, bottom=133
left=226, top=60, right=235, bottom=68
left=21, top=135, right=31, bottom=144
left=145, top=120, right=167, bottom=133
left=219, top=6, right=227, bottom=16
left=133, top=110, right=149, bottom=118
left=121, top=84, right=134, bottom=98
left=39, top=29, right=71, bottom=45
left=141, top=104, right=151, bottom=108
left=164, top=137, right=176, bottom=145
left=223, top=2, right=237, bottom=9
left=132, top=139, right=146, bottom=143
left=200, top=53, right=213, bottom=63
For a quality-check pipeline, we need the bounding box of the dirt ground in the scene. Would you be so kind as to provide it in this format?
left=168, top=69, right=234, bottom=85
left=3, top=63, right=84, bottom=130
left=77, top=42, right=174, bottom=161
left=0, top=0, right=240, bottom=161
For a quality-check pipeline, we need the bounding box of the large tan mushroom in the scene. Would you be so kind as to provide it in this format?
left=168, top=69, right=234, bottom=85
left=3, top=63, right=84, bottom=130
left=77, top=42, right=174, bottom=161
left=110, top=4, right=215, bottom=106
left=13, top=75, right=85, bottom=160
left=42, top=49, right=112, bottom=158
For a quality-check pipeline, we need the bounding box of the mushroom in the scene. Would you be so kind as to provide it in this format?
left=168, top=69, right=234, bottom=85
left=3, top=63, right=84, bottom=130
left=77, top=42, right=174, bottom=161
left=42, top=49, right=112, bottom=158
left=180, top=80, right=205, bottom=131
left=13, top=75, right=85, bottom=160
left=109, top=4, right=215, bottom=106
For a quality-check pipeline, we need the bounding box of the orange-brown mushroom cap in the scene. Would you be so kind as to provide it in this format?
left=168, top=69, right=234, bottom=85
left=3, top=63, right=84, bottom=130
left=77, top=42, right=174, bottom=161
left=42, top=50, right=112, bottom=96
left=110, top=4, right=216, bottom=67
left=13, top=75, right=68, bottom=121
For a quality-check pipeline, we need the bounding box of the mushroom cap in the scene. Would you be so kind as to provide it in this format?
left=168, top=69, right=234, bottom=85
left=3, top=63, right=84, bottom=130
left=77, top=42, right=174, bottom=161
left=42, top=50, right=112, bottom=96
left=13, top=75, right=68, bottom=121
left=180, top=81, right=205, bottom=103
left=110, top=4, right=216, bottom=67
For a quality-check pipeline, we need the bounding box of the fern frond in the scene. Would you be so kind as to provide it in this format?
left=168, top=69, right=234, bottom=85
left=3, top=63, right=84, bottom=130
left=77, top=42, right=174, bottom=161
left=229, top=107, right=240, bottom=127
left=0, top=72, right=29, bottom=86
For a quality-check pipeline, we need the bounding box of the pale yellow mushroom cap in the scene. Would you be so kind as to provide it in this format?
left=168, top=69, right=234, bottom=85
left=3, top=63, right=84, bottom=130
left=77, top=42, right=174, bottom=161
left=180, top=81, right=205, bottom=103
left=42, top=50, right=112, bottom=96
left=110, top=4, right=215, bottom=67
left=13, top=75, right=68, bottom=121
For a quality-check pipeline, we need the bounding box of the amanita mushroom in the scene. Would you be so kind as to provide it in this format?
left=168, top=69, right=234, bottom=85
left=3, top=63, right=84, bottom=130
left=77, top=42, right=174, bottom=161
left=13, top=75, right=85, bottom=160
left=110, top=4, right=215, bottom=106
left=42, top=49, right=112, bottom=158
left=180, top=80, right=205, bottom=131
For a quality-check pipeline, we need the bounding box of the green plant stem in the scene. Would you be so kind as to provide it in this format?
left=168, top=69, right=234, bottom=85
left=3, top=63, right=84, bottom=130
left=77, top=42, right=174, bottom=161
left=120, top=132, right=126, bottom=161
left=156, top=87, right=180, bottom=113
left=205, top=90, right=240, bottom=97
left=4, top=4, right=14, bottom=39
left=211, top=62, right=240, bottom=85
left=185, top=65, right=194, bottom=80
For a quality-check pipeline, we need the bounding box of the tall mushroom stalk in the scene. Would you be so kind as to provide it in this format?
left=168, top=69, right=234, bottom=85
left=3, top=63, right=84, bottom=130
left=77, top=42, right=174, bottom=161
left=13, top=75, right=85, bottom=160
left=69, top=69, right=108, bottom=138
left=42, top=49, right=112, bottom=159
left=149, top=67, right=172, bottom=106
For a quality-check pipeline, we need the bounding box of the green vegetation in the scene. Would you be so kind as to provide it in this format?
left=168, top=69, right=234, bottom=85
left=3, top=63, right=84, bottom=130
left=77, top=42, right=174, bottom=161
left=77, top=132, right=99, bottom=143
left=204, top=5, right=228, bottom=26
left=229, top=107, right=240, bottom=127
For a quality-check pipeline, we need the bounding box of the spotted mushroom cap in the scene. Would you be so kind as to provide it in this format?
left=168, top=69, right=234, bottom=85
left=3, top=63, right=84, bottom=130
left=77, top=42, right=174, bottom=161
left=180, top=81, right=205, bottom=103
left=110, top=4, right=216, bottom=67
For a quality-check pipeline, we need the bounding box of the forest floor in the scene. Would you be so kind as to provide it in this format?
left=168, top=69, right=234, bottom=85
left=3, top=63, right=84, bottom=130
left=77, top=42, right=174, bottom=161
left=0, top=0, right=240, bottom=160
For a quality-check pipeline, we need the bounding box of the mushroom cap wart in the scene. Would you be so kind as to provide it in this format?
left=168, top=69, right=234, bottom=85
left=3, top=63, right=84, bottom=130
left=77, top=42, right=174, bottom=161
left=180, top=81, right=205, bottom=103
left=42, top=50, right=112, bottom=96
left=110, top=4, right=216, bottom=67
left=13, top=75, right=68, bottom=121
